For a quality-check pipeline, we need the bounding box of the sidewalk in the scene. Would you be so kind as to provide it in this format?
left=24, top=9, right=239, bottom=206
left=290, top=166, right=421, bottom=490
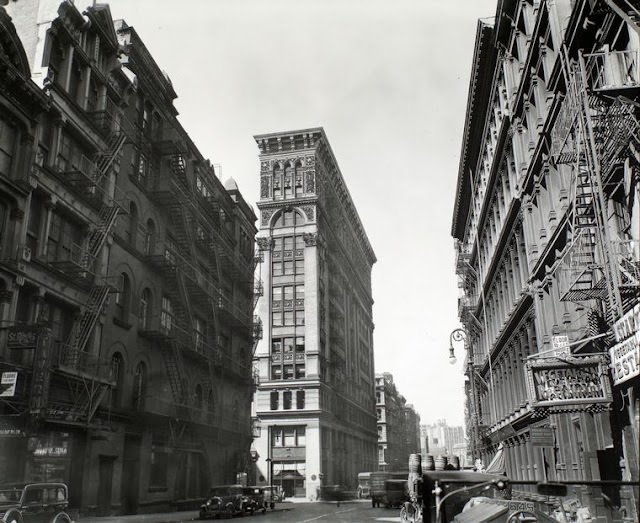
left=77, top=510, right=199, bottom=523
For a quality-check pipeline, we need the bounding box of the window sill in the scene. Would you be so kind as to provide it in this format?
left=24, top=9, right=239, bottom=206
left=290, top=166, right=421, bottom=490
left=113, top=317, right=132, bottom=330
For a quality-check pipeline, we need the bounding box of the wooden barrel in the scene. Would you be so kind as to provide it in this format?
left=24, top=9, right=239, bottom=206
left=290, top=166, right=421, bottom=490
left=422, top=454, right=435, bottom=471
left=434, top=455, right=448, bottom=471
left=408, top=453, right=422, bottom=474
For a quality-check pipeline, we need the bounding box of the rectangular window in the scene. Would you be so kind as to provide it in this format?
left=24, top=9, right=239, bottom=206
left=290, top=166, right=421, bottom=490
left=271, top=337, right=304, bottom=380
left=0, top=118, right=17, bottom=177
left=283, top=426, right=295, bottom=444
left=270, top=391, right=279, bottom=410
left=296, top=390, right=305, bottom=409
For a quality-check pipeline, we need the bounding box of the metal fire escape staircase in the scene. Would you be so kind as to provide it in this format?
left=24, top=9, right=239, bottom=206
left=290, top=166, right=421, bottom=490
left=50, top=128, right=127, bottom=426
left=553, top=47, right=639, bottom=316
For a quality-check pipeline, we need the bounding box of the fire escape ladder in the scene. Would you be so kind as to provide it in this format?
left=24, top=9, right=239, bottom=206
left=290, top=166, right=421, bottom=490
left=65, top=378, right=111, bottom=425
left=160, top=340, right=189, bottom=409
left=94, top=132, right=127, bottom=181
left=82, top=204, right=120, bottom=270
left=63, top=285, right=111, bottom=358
left=251, top=316, right=263, bottom=357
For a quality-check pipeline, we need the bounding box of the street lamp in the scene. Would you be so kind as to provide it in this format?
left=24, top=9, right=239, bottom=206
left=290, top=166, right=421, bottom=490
left=448, top=328, right=466, bottom=364
left=265, top=457, right=275, bottom=509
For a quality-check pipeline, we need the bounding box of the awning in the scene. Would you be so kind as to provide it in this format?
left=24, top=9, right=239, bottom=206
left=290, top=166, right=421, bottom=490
left=484, top=444, right=506, bottom=475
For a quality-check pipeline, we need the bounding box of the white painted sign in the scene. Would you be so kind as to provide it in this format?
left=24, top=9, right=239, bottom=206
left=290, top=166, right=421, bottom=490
left=610, top=305, right=640, bottom=386
left=552, top=335, right=570, bottom=357
left=0, top=372, right=18, bottom=397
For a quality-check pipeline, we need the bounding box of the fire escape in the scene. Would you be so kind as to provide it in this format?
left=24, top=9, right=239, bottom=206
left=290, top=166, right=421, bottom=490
left=139, top=129, right=262, bottom=428
left=44, top=96, right=128, bottom=426
left=553, top=44, right=640, bottom=320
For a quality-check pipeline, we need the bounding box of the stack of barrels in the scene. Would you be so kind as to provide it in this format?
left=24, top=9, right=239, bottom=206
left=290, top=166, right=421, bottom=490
left=408, top=453, right=422, bottom=500
left=412, top=454, right=461, bottom=472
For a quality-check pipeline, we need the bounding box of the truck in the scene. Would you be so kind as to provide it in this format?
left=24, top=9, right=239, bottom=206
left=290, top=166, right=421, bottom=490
left=370, top=471, right=408, bottom=508
left=357, top=472, right=371, bottom=499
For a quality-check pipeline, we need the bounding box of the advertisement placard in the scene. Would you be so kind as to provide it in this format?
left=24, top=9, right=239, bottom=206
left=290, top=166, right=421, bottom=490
left=0, top=372, right=18, bottom=397
left=610, top=305, right=639, bottom=386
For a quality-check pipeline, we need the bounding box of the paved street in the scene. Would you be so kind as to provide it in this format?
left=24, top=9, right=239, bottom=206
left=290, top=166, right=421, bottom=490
left=77, top=500, right=406, bottom=523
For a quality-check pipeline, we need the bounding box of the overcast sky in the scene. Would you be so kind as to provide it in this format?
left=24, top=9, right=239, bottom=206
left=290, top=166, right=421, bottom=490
left=104, top=0, right=499, bottom=427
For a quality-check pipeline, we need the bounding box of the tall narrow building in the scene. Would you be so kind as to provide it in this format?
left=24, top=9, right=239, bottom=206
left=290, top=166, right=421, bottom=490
left=252, top=128, right=377, bottom=499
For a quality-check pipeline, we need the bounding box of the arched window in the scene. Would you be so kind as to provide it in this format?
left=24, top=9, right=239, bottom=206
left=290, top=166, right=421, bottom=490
left=139, top=288, right=151, bottom=330
left=283, top=163, right=293, bottom=198
left=160, top=295, right=173, bottom=334
left=111, top=352, right=124, bottom=408
left=132, top=361, right=147, bottom=410
left=115, top=273, right=131, bottom=322
left=294, top=161, right=303, bottom=195
left=273, top=209, right=302, bottom=228
left=272, top=163, right=283, bottom=200
left=128, top=202, right=138, bottom=246
left=143, top=219, right=156, bottom=255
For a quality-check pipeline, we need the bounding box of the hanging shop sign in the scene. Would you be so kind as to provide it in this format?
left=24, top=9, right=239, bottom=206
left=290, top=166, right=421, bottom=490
left=29, top=329, right=53, bottom=415
left=7, top=325, right=41, bottom=349
left=525, top=355, right=612, bottom=411
left=530, top=427, right=555, bottom=447
left=551, top=335, right=570, bottom=358
left=610, top=304, right=640, bottom=386
left=0, top=372, right=18, bottom=397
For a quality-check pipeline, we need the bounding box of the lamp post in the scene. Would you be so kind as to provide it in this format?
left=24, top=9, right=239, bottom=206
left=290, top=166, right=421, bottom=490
left=448, top=328, right=478, bottom=463
left=265, top=457, right=274, bottom=509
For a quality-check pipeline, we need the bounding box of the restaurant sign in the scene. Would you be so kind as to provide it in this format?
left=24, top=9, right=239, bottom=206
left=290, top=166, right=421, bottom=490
left=525, top=355, right=612, bottom=411
left=610, top=304, right=639, bottom=386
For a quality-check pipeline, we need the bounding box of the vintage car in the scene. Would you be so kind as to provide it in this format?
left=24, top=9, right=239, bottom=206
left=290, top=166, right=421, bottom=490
left=242, top=487, right=267, bottom=514
left=199, top=484, right=248, bottom=519
left=0, top=483, right=72, bottom=523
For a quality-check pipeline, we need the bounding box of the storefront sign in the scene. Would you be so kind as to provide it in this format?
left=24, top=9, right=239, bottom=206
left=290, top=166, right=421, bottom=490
left=530, top=427, right=555, bottom=447
left=0, top=372, right=18, bottom=397
left=526, top=356, right=612, bottom=410
left=610, top=304, right=640, bottom=386
left=7, top=325, right=41, bottom=349
left=481, top=498, right=535, bottom=512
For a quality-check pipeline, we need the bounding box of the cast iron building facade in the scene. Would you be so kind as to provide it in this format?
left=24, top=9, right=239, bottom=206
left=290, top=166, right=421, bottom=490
left=452, top=0, right=638, bottom=520
left=0, top=1, right=258, bottom=516
left=252, top=128, right=377, bottom=499
left=375, top=372, right=421, bottom=472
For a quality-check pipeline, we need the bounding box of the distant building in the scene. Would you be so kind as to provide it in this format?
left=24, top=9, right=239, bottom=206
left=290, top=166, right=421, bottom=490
left=252, top=128, right=377, bottom=499
left=376, top=373, right=421, bottom=471
left=421, top=420, right=466, bottom=464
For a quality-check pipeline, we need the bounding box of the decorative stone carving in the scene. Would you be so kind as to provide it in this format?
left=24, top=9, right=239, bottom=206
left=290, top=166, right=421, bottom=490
left=260, top=176, right=271, bottom=199
left=302, top=205, right=315, bottom=221
left=303, top=232, right=318, bottom=246
left=305, top=170, right=315, bottom=193
left=261, top=209, right=276, bottom=226
left=256, top=237, right=273, bottom=251
left=304, top=155, right=315, bottom=166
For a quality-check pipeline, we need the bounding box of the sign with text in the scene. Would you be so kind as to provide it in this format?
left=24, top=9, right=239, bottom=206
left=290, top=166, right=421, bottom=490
left=530, top=427, right=555, bottom=447
left=552, top=335, right=570, bottom=358
left=525, top=356, right=612, bottom=411
left=7, top=325, right=41, bottom=349
left=0, top=372, right=18, bottom=397
left=610, top=304, right=639, bottom=386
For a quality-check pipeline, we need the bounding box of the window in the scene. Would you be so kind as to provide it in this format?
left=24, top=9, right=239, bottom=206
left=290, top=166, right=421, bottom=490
left=139, top=288, right=151, bottom=330
left=271, top=235, right=304, bottom=276
left=271, top=337, right=305, bottom=380
left=270, top=391, right=279, bottom=410
left=115, top=273, right=131, bottom=322
left=272, top=164, right=282, bottom=200
left=144, top=219, right=155, bottom=255
left=284, top=164, right=293, bottom=199
left=271, top=426, right=305, bottom=447
left=46, top=210, right=83, bottom=264
left=111, top=352, right=124, bottom=408
left=271, top=285, right=304, bottom=327
left=160, top=296, right=173, bottom=334
left=283, top=390, right=292, bottom=409
left=0, top=118, right=17, bottom=178
left=133, top=362, right=147, bottom=410
left=296, top=390, right=305, bottom=409
left=127, top=202, right=138, bottom=246
left=194, top=317, right=205, bottom=353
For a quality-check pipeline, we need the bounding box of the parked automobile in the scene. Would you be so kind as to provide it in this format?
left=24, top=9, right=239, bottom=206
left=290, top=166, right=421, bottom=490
left=0, top=483, right=72, bottom=523
left=262, top=485, right=284, bottom=509
left=198, top=484, right=246, bottom=519
left=243, top=486, right=267, bottom=514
